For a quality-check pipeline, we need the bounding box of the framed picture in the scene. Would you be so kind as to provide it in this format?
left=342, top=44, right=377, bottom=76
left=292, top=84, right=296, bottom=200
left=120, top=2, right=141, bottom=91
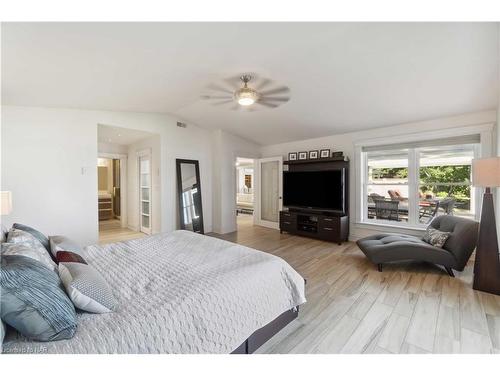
left=320, top=149, right=330, bottom=158
left=332, top=151, right=343, bottom=158
left=309, top=150, right=319, bottom=159
left=288, top=152, right=297, bottom=161
left=298, top=151, right=308, bottom=160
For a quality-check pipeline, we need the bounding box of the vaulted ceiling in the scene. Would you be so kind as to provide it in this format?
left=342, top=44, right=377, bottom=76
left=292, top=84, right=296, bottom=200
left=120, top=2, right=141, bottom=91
left=2, top=22, right=498, bottom=145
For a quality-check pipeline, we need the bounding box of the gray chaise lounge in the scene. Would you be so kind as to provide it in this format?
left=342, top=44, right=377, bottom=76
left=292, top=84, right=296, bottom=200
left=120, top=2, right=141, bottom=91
left=356, top=216, right=479, bottom=277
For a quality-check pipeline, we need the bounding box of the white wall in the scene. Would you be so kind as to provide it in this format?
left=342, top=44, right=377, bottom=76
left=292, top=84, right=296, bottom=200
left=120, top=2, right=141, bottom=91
left=1, top=105, right=213, bottom=246
left=261, top=110, right=497, bottom=241
left=212, top=130, right=261, bottom=233
left=98, top=141, right=128, bottom=155
left=127, top=135, right=161, bottom=234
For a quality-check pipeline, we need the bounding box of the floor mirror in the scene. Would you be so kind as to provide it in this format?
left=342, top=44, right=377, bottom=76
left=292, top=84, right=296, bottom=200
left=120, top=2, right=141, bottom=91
left=176, top=159, right=204, bottom=234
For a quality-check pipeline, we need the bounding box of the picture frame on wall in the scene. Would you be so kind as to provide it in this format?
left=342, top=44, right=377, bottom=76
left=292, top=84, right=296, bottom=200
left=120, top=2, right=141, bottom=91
left=288, top=152, right=297, bottom=161
left=298, top=151, right=308, bottom=160
left=320, top=149, right=330, bottom=158
left=309, top=150, right=319, bottom=159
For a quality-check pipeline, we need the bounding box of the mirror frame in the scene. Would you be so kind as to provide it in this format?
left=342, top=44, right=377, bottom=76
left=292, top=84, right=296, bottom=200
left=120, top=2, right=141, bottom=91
left=176, top=158, right=204, bottom=234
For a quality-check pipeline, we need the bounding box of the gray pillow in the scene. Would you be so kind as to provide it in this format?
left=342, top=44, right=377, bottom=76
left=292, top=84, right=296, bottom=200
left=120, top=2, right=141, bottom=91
left=2, top=242, right=56, bottom=272
left=423, top=227, right=451, bottom=248
left=49, top=235, right=84, bottom=260
left=12, top=223, right=50, bottom=252
left=6, top=229, right=57, bottom=272
left=1, top=224, right=8, bottom=244
left=0, top=255, right=77, bottom=342
left=1, top=319, right=5, bottom=347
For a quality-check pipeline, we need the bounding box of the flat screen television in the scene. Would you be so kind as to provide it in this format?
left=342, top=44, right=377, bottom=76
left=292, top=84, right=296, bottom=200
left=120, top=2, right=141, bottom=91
left=283, top=169, right=345, bottom=213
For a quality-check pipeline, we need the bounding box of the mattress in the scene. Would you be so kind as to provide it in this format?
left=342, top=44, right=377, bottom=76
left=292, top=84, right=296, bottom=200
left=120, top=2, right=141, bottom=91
left=2, top=230, right=306, bottom=354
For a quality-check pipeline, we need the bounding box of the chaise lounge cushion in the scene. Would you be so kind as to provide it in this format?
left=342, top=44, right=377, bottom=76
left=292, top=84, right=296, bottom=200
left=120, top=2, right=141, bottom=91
left=356, top=216, right=479, bottom=272
left=357, top=233, right=456, bottom=268
left=427, top=215, right=479, bottom=270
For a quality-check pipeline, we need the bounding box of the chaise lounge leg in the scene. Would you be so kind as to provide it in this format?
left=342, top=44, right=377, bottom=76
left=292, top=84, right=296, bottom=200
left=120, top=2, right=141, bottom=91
left=377, top=264, right=383, bottom=272
left=445, top=267, right=455, bottom=277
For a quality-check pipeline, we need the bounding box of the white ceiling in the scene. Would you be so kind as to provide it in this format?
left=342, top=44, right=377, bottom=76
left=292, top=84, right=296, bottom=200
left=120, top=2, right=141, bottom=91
left=2, top=22, right=498, bottom=145
left=98, top=124, right=154, bottom=145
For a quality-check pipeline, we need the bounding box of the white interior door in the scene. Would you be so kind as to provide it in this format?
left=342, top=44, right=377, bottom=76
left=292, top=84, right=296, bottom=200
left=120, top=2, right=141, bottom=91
left=255, top=156, right=283, bottom=229
left=139, top=150, right=152, bottom=234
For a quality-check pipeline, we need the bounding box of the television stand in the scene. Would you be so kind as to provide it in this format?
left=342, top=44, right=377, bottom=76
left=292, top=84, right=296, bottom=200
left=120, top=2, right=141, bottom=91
left=280, top=211, right=349, bottom=245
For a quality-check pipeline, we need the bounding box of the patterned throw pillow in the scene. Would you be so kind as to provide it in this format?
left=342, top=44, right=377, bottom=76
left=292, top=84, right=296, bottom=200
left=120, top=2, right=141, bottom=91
left=12, top=223, right=51, bottom=252
left=58, top=262, right=117, bottom=313
left=1, top=255, right=77, bottom=342
left=423, top=227, right=451, bottom=248
left=49, top=235, right=85, bottom=262
left=6, top=229, right=57, bottom=272
left=50, top=236, right=117, bottom=313
left=2, top=242, right=57, bottom=272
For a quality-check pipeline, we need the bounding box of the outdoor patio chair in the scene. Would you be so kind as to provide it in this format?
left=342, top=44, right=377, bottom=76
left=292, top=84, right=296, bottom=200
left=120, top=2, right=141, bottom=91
left=375, top=199, right=399, bottom=221
left=439, top=197, right=456, bottom=215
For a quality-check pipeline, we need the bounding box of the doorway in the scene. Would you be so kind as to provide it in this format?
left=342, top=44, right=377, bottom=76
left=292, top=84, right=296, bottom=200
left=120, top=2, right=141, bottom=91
left=98, top=157, right=121, bottom=222
left=236, top=157, right=255, bottom=229
left=254, top=156, right=283, bottom=230
left=97, top=124, right=161, bottom=244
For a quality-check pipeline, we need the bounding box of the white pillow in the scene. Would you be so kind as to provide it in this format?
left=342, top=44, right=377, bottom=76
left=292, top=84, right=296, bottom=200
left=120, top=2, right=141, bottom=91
left=59, top=262, right=117, bottom=313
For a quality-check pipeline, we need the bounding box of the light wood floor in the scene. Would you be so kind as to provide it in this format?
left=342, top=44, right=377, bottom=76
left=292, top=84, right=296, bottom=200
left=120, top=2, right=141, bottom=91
left=98, top=219, right=146, bottom=244
left=213, top=214, right=500, bottom=354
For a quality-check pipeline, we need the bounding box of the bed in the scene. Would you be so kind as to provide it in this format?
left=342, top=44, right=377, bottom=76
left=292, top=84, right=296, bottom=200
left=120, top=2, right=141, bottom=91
left=2, top=230, right=306, bottom=354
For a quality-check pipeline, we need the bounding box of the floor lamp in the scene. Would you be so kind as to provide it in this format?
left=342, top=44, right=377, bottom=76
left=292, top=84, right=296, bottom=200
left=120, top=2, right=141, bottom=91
left=472, top=157, right=500, bottom=295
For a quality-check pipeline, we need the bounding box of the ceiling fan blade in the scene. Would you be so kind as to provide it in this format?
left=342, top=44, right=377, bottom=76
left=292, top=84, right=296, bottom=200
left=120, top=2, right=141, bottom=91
left=255, top=101, right=279, bottom=108
left=211, top=99, right=234, bottom=106
left=260, top=86, right=290, bottom=96
left=201, top=94, right=233, bottom=100
left=206, top=83, right=233, bottom=94
left=255, top=78, right=273, bottom=91
left=259, top=96, right=290, bottom=102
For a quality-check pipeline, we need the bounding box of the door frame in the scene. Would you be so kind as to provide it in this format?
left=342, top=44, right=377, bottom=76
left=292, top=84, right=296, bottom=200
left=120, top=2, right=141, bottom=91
left=98, top=152, right=127, bottom=229
left=138, top=148, right=152, bottom=235
left=254, top=156, right=283, bottom=229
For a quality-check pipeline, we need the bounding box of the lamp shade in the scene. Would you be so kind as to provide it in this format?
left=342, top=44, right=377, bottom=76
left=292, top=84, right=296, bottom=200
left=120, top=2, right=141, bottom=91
left=472, top=157, right=500, bottom=188
left=0, top=191, right=12, bottom=215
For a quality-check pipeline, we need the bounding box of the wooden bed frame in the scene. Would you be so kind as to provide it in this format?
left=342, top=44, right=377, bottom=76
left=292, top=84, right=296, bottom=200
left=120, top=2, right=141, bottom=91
left=231, top=307, right=299, bottom=354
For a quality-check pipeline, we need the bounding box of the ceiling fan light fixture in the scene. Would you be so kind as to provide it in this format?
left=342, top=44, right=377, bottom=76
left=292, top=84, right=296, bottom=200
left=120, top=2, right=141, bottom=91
left=235, top=87, right=259, bottom=106
left=202, top=73, right=290, bottom=110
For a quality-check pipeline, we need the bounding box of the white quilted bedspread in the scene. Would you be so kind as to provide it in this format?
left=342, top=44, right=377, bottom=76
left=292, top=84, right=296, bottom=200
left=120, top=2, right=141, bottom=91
left=2, top=230, right=306, bottom=354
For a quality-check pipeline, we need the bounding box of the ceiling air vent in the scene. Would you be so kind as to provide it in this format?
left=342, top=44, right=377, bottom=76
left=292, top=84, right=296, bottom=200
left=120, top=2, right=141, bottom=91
left=176, top=122, right=187, bottom=128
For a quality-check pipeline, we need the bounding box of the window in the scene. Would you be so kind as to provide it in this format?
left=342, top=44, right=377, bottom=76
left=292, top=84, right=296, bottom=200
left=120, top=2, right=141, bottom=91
left=417, top=144, right=476, bottom=224
left=366, top=148, right=409, bottom=223
left=360, top=136, right=480, bottom=227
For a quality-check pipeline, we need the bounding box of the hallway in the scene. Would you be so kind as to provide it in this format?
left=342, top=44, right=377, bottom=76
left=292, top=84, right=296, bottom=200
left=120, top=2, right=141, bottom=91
left=98, top=219, right=146, bottom=244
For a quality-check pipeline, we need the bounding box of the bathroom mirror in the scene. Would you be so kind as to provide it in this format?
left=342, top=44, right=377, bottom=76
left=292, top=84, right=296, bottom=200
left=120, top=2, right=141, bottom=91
left=176, top=159, right=204, bottom=234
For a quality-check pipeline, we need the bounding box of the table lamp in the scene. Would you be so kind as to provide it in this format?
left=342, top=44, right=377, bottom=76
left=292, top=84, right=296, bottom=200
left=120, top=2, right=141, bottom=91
left=472, top=157, right=500, bottom=295
left=0, top=191, right=12, bottom=215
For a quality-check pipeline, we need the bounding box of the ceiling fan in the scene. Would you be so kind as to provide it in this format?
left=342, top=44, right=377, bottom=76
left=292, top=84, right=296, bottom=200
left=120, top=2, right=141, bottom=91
left=201, top=74, right=290, bottom=110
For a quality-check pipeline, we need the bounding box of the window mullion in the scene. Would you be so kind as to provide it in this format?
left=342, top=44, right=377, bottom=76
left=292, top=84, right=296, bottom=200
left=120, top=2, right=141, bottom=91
left=408, top=149, right=419, bottom=226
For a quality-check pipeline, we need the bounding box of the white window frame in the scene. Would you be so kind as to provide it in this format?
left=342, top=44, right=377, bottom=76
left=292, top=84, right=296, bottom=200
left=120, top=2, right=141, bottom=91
left=354, top=124, right=494, bottom=230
